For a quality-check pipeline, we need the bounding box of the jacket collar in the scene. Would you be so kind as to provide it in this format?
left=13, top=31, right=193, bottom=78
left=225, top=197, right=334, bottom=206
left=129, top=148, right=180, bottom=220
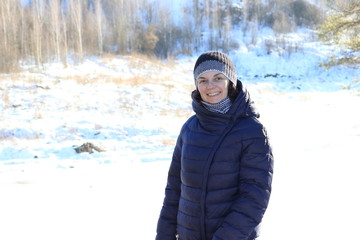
left=191, top=80, right=259, bottom=131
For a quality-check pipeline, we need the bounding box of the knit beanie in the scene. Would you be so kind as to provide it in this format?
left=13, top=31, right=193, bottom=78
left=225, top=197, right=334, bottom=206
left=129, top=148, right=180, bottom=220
left=193, top=51, right=237, bottom=87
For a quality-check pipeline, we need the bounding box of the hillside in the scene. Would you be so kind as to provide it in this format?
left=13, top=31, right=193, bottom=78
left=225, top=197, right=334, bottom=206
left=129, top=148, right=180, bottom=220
left=0, top=0, right=360, bottom=240
left=1, top=21, right=360, bottom=240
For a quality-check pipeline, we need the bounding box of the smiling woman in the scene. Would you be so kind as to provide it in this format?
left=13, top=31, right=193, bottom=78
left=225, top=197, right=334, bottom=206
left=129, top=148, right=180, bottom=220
left=196, top=71, right=229, bottom=104
left=156, top=51, right=274, bottom=240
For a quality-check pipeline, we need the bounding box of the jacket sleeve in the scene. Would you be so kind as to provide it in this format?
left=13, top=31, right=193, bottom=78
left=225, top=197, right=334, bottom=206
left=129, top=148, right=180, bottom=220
left=213, top=124, right=274, bottom=240
left=155, top=130, right=183, bottom=240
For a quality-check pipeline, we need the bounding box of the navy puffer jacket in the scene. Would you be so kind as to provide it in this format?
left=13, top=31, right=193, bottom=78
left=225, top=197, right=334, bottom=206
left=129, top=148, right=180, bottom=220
left=156, top=80, right=273, bottom=240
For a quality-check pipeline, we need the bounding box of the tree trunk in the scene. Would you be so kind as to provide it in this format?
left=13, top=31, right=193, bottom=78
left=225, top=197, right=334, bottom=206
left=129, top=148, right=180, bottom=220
left=95, top=0, right=103, bottom=55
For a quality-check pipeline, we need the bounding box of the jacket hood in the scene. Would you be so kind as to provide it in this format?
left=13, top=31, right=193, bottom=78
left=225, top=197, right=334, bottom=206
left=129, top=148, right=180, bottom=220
left=191, top=80, right=259, bottom=130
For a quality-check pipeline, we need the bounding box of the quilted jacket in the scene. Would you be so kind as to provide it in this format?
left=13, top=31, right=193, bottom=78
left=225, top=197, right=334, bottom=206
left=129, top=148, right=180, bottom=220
left=156, top=80, right=273, bottom=240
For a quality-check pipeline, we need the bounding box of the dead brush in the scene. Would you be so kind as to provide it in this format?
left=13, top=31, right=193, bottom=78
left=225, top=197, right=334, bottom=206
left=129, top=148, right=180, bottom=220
left=159, top=108, right=192, bottom=118
left=2, top=89, right=10, bottom=108
left=74, top=142, right=106, bottom=154
left=33, top=108, right=43, bottom=119
left=105, top=76, right=149, bottom=85
left=71, top=75, right=98, bottom=84
left=127, top=53, right=175, bottom=69
left=161, top=138, right=176, bottom=147
left=0, top=129, right=40, bottom=141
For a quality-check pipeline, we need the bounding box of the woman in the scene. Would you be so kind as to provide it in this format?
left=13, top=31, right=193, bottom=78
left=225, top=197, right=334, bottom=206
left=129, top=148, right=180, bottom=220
left=156, top=51, right=273, bottom=240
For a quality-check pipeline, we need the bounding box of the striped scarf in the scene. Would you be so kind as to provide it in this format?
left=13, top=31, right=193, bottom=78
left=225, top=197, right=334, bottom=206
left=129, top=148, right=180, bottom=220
left=201, top=97, right=232, bottom=114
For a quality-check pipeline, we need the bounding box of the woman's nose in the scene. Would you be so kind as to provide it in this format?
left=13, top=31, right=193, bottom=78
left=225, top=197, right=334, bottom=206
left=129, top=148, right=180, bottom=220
left=206, top=80, right=215, bottom=89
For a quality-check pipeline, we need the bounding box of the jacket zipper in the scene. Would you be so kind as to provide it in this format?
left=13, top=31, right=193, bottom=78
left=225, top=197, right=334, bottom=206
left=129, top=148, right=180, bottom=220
left=199, top=119, right=235, bottom=240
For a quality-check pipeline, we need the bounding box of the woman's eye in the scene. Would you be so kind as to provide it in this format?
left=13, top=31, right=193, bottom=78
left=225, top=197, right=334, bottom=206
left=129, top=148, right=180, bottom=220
left=199, top=80, right=206, bottom=84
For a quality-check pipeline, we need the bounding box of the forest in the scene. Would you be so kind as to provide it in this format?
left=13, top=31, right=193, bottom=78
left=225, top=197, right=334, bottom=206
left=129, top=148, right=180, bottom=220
left=0, top=0, right=357, bottom=72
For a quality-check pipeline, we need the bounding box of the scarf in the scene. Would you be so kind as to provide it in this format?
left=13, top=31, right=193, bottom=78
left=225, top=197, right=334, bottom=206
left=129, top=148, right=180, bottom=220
left=201, top=97, right=232, bottom=114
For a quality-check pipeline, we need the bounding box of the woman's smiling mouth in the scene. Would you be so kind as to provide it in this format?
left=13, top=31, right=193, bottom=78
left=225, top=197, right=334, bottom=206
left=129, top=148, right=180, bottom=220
left=207, top=92, right=221, bottom=96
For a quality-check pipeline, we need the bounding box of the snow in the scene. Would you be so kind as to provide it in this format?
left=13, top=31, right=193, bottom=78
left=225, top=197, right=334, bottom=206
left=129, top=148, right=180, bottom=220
left=1, top=31, right=360, bottom=240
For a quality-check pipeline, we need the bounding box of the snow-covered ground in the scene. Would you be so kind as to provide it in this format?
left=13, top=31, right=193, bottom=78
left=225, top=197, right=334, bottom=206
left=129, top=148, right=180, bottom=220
left=1, top=38, right=360, bottom=239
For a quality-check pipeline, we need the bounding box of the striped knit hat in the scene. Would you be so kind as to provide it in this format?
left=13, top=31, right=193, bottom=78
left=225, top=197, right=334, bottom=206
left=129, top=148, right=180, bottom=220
left=193, top=51, right=237, bottom=87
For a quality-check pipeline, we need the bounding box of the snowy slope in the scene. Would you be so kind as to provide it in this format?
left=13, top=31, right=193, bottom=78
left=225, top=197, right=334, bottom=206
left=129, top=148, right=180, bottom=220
left=1, top=30, right=360, bottom=239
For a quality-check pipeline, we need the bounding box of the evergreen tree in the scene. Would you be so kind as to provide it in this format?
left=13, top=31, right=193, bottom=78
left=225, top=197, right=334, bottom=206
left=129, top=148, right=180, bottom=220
left=317, top=0, right=360, bottom=67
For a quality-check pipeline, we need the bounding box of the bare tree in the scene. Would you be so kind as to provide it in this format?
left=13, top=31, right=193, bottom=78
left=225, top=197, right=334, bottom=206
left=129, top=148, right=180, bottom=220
left=19, top=2, right=29, bottom=58
left=61, top=5, right=68, bottom=67
left=0, top=0, right=9, bottom=49
left=95, top=0, right=103, bottom=55
left=155, top=3, right=176, bottom=57
left=102, top=0, right=129, bottom=54
left=30, top=0, right=44, bottom=65
left=222, top=0, right=233, bottom=51
left=0, top=0, right=10, bottom=71
left=192, top=0, right=203, bottom=51
left=49, top=0, right=61, bottom=62
left=69, top=0, right=84, bottom=62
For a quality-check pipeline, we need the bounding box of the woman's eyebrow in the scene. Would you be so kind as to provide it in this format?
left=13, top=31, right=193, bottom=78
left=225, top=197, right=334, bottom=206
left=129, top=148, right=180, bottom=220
left=198, top=73, right=224, bottom=80
left=213, top=73, right=224, bottom=77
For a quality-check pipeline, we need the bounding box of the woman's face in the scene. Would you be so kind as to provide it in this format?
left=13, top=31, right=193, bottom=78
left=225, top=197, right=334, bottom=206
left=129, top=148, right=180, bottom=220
left=197, top=71, right=229, bottom=104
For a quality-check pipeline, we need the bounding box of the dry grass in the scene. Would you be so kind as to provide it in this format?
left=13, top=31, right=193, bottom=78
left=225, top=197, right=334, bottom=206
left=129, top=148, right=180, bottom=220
left=104, top=76, right=162, bottom=85
left=68, top=127, right=79, bottom=135
left=161, top=138, right=176, bottom=147
left=1, top=53, right=194, bottom=124
left=159, top=108, right=193, bottom=118
left=0, top=129, right=41, bottom=141
left=342, top=78, right=360, bottom=90
left=2, top=89, right=10, bottom=108
left=1, top=53, right=188, bottom=89
left=126, top=53, right=176, bottom=69
left=50, top=53, right=180, bottom=86
left=33, top=108, right=43, bottom=119
left=59, top=74, right=106, bottom=84
left=99, top=53, right=117, bottom=60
